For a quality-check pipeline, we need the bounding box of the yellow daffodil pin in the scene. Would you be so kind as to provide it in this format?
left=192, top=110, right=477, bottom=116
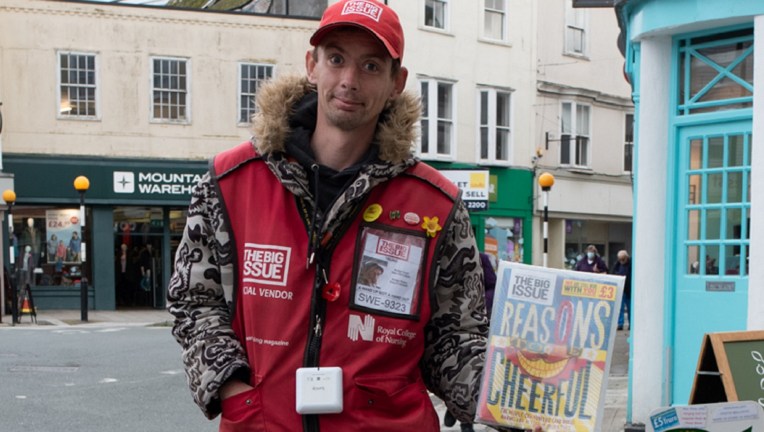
left=421, top=216, right=442, bottom=238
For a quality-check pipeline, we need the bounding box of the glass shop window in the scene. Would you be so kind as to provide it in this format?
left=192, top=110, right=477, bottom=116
left=10, top=207, right=88, bottom=287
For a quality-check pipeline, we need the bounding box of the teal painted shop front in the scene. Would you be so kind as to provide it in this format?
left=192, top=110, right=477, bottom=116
left=668, top=26, right=754, bottom=404
left=617, top=0, right=764, bottom=423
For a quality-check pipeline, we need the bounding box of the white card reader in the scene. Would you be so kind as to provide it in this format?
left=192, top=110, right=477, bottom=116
left=295, top=367, right=343, bottom=414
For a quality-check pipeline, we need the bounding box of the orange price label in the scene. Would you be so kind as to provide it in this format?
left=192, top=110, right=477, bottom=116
left=561, top=279, right=617, bottom=301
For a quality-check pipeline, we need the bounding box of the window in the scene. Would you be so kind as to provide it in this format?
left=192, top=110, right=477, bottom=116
left=12, top=207, right=89, bottom=288
left=151, top=57, right=189, bottom=122
left=239, top=63, right=274, bottom=124
left=485, top=217, right=524, bottom=265
left=419, top=79, right=455, bottom=158
left=564, top=0, right=587, bottom=56
left=624, top=113, right=634, bottom=172
left=677, top=28, right=753, bottom=115
left=58, top=52, right=97, bottom=118
left=483, top=0, right=507, bottom=41
left=684, top=132, right=751, bottom=276
left=424, top=0, right=448, bottom=30
left=560, top=102, right=590, bottom=167
left=478, top=88, right=512, bottom=163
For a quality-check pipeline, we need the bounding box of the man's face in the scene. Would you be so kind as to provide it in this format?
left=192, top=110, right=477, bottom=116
left=306, top=28, right=407, bottom=133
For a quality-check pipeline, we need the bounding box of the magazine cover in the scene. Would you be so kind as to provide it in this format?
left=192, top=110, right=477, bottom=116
left=475, top=261, right=625, bottom=431
left=647, top=401, right=764, bottom=432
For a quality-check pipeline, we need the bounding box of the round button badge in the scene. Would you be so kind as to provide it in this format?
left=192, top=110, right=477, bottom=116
left=363, top=204, right=383, bottom=222
left=404, top=212, right=420, bottom=225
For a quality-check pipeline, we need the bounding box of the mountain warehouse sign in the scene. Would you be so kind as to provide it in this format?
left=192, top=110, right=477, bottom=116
left=114, top=171, right=203, bottom=195
left=1, top=155, right=209, bottom=204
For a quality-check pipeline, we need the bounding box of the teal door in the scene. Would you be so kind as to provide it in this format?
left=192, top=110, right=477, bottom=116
left=671, top=121, right=751, bottom=403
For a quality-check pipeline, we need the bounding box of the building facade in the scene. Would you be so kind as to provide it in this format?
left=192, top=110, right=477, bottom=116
left=617, top=0, right=764, bottom=424
left=533, top=0, right=634, bottom=271
left=399, top=0, right=539, bottom=269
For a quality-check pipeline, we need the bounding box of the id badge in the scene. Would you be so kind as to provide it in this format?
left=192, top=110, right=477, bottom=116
left=295, top=367, right=343, bottom=414
left=350, top=224, right=427, bottom=320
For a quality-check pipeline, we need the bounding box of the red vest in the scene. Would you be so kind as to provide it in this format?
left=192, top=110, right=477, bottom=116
left=214, top=142, right=459, bottom=432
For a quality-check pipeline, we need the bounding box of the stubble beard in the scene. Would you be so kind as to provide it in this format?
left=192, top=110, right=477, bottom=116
left=325, top=100, right=374, bottom=132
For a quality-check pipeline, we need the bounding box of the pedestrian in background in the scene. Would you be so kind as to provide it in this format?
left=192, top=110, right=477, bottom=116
left=575, top=244, right=609, bottom=274
left=612, top=250, right=632, bottom=331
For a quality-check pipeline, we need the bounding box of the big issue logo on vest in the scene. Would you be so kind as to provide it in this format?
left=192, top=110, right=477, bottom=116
left=242, top=243, right=291, bottom=286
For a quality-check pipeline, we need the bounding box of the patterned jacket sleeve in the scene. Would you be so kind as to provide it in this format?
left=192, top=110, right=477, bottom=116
left=421, top=200, right=490, bottom=423
left=166, top=173, right=250, bottom=419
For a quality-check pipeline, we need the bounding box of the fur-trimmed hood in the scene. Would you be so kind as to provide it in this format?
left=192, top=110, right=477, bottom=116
left=251, top=74, right=421, bottom=164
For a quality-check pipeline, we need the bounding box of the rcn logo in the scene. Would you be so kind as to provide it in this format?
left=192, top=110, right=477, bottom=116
left=114, top=171, right=135, bottom=193
left=347, top=314, right=375, bottom=342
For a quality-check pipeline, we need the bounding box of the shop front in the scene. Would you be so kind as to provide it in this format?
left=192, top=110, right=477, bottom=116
left=429, top=162, right=535, bottom=270
left=3, top=154, right=206, bottom=310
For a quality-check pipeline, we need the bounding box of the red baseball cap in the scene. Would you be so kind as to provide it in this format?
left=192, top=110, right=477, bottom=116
left=310, top=0, right=404, bottom=60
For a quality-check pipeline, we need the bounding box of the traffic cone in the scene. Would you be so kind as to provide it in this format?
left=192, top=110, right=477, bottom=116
left=21, top=296, right=33, bottom=314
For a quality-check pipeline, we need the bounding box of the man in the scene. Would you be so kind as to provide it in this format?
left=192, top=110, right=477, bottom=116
left=167, top=1, right=504, bottom=431
left=574, top=244, right=609, bottom=274
left=612, top=250, right=632, bottom=330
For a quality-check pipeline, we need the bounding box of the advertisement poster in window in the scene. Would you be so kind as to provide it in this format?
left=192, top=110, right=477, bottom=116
left=475, top=261, right=624, bottom=431
left=46, top=209, right=82, bottom=265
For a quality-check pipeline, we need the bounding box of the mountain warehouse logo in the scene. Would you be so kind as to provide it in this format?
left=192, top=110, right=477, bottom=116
left=242, top=243, right=291, bottom=286
left=113, top=171, right=135, bottom=193
left=113, top=171, right=203, bottom=195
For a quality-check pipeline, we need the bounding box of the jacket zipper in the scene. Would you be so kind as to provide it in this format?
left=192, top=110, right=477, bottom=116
left=302, top=262, right=328, bottom=432
left=298, top=191, right=369, bottom=432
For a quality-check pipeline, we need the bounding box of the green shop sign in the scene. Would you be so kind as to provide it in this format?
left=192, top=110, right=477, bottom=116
left=4, top=155, right=208, bottom=205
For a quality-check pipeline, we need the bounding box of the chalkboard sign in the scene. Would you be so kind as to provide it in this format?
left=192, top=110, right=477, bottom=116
left=690, top=331, right=764, bottom=407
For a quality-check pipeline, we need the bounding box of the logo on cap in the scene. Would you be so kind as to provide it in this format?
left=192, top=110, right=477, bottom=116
left=341, top=0, right=383, bottom=22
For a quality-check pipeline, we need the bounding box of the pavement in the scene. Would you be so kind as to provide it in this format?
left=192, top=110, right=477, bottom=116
left=1, top=309, right=631, bottom=431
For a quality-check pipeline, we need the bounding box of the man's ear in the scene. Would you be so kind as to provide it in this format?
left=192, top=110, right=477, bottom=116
left=306, top=49, right=317, bottom=84
left=391, top=66, right=408, bottom=98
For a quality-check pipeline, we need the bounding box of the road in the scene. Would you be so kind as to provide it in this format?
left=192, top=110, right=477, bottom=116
left=1, top=323, right=628, bottom=431
left=0, top=324, right=474, bottom=431
left=1, top=325, right=217, bottom=432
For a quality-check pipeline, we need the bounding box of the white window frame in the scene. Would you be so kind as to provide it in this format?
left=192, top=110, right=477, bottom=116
left=418, top=78, right=456, bottom=160
left=238, top=62, right=274, bottom=125
left=624, top=112, right=634, bottom=173
left=57, top=51, right=99, bottom=120
left=560, top=101, right=591, bottom=168
left=564, top=0, right=588, bottom=57
left=481, top=0, right=508, bottom=43
left=150, top=56, right=190, bottom=124
left=423, top=0, right=450, bottom=32
left=477, top=87, right=513, bottom=165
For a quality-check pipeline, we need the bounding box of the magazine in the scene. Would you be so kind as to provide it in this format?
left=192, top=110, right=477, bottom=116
left=475, top=261, right=625, bottom=432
